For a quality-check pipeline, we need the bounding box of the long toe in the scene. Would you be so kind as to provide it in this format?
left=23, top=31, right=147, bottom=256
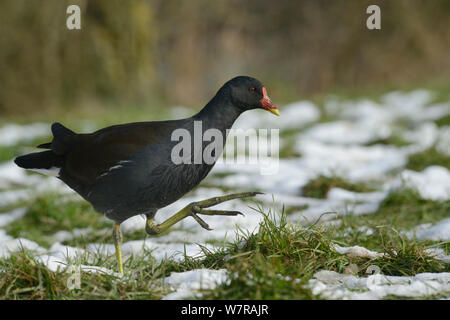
left=191, top=212, right=213, bottom=230
left=196, top=191, right=263, bottom=208
left=193, top=208, right=244, bottom=216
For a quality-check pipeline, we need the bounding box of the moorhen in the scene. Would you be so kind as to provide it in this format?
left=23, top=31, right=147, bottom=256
left=14, top=76, right=279, bottom=275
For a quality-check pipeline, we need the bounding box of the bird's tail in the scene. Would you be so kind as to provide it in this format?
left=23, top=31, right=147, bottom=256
left=14, top=151, right=63, bottom=176
left=14, top=122, right=74, bottom=176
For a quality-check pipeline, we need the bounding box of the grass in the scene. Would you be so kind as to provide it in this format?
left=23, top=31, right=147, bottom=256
left=406, top=147, right=450, bottom=172
left=334, top=188, right=450, bottom=255
left=0, top=249, right=170, bottom=299
left=435, top=114, right=450, bottom=127
left=203, top=206, right=449, bottom=299
left=0, top=145, right=21, bottom=164
left=301, top=175, right=376, bottom=198
left=365, top=135, right=411, bottom=147
left=5, top=194, right=111, bottom=248
left=1, top=87, right=449, bottom=300
left=354, top=188, right=448, bottom=230
left=0, top=199, right=448, bottom=299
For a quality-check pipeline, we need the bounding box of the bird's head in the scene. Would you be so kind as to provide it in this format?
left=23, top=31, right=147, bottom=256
left=223, top=76, right=280, bottom=116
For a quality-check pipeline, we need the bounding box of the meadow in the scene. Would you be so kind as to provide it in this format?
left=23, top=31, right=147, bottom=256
left=0, top=87, right=449, bottom=299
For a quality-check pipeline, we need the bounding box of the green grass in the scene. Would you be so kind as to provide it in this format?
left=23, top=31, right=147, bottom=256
left=1, top=88, right=449, bottom=300
left=353, top=188, right=448, bottom=229
left=0, top=249, right=170, bottom=299
left=435, top=114, right=450, bottom=127
left=203, top=206, right=449, bottom=299
left=301, top=175, right=376, bottom=198
left=406, top=147, right=450, bottom=171
left=0, top=201, right=448, bottom=300
left=365, top=135, right=411, bottom=147
left=5, top=194, right=111, bottom=248
left=0, top=145, right=20, bottom=164
left=334, top=188, right=450, bottom=254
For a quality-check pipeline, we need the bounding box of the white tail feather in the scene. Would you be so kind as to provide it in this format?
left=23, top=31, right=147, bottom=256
left=28, top=167, right=60, bottom=177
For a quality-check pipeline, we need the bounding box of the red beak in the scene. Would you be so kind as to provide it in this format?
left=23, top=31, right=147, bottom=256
left=261, top=87, right=280, bottom=116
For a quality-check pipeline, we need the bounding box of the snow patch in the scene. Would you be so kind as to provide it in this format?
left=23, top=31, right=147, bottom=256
left=404, top=218, right=450, bottom=241
left=401, top=166, right=450, bottom=201
left=332, top=244, right=385, bottom=259
left=0, top=208, right=27, bottom=227
left=0, top=123, right=50, bottom=147
left=162, top=269, right=229, bottom=300
left=308, top=270, right=450, bottom=299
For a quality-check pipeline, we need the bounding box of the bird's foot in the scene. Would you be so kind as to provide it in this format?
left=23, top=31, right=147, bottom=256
left=188, top=191, right=263, bottom=230
left=189, top=206, right=243, bottom=231
left=145, top=219, right=162, bottom=235
left=145, top=192, right=263, bottom=235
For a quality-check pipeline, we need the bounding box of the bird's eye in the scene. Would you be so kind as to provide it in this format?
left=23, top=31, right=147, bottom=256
left=249, top=87, right=255, bottom=93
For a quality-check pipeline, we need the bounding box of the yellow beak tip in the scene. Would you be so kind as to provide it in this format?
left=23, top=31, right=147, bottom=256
left=269, top=108, right=280, bottom=116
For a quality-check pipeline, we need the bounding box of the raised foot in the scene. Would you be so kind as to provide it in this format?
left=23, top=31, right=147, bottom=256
left=189, top=191, right=263, bottom=230
left=145, top=191, right=263, bottom=235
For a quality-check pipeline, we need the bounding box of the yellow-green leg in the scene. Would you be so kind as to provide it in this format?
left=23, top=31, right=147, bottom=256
left=145, top=192, right=262, bottom=235
left=112, top=223, right=124, bottom=275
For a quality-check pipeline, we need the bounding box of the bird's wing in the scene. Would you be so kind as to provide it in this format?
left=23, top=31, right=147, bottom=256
left=59, top=120, right=180, bottom=187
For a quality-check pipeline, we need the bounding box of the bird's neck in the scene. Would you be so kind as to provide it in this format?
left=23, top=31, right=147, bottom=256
left=193, top=91, right=242, bottom=131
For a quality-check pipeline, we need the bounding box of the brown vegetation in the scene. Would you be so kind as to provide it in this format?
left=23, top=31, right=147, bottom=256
left=0, top=0, right=449, bottom=115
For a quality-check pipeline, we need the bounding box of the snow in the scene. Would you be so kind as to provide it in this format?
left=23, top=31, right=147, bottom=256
left=0, top=189, right=33, bottom=206
left=88, top=239, right=218, bottom=263
left=401, top=122, right=440, bottom=153
left=425, top=248, right=450, bottom=264
left=52, top=227, right=93, bottom=243
left=36, top=254, right=121, bottom=276
left=308, top=270, right=450, bottom=300
left=0, top=161, right=75, bottom=199
left=404, top=218, right=450, bottom=241
left=296, top=141, right=408, bottom=182
left=400, top=166, right=450, bottom=201
left=0, top=161, right=42, bottom=188
left=289, top=189, right=388, bottom=224
left=301, top=120, right=388, bottom=145
left=0, top=89, right=449, bottom=299
left=436, top=126, right=450, bottom=156
left=0, top=123, right=50, bottom=147
left=0, top=207, right=27, bottom=227
left=332, top=244, right=385, bottom=259
left=380, top=90, right=449, bottom=122
left=162, top=269, right=229, bottom=300
left=0, top=231, right=46, bottom=259
left=0, top=234, right=121, bottom=276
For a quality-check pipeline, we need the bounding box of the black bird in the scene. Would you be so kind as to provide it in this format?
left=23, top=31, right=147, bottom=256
left=14, top=76, right=279, bottom=275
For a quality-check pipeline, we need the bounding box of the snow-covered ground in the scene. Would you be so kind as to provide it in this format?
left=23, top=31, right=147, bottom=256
left=308, top=270, right=450, bottom=300
left=0, top=89, right=449, bottom=299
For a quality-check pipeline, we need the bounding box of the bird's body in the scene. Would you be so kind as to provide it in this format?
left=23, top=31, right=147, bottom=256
left=62, top=115, right=230, bottom=223
left=14, top=76, right=279, bottom=274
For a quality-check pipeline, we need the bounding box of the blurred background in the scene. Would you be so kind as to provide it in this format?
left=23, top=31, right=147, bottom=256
left=0, top=0, right=449, bottom=119
left=0, top=2, right=449, bottom=299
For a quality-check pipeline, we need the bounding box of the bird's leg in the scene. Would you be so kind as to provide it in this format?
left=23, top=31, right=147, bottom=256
left=112, top=223, right=124, bottom=275
left=145, top=192, right=262, bottom=235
